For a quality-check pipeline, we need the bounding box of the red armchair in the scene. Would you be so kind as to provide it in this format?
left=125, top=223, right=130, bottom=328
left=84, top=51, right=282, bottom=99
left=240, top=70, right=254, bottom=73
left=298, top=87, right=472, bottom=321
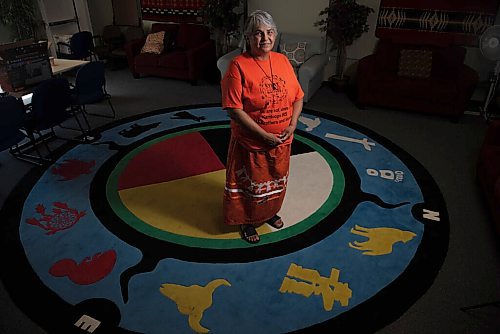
left=357, top=39, right=478, bottom=118
left=125, top=23, right=216, bottom=84
left=477, top=121, right=500, bottom=237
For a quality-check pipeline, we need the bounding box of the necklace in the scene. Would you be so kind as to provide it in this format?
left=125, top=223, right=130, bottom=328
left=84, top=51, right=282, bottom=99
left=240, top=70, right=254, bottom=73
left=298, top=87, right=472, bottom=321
left=253, top=54, right=277, bottom=90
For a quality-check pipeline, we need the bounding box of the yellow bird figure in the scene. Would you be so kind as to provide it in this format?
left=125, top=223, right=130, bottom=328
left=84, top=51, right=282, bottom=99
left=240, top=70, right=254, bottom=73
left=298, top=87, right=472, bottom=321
left=159, top=278, right=231, bottom=333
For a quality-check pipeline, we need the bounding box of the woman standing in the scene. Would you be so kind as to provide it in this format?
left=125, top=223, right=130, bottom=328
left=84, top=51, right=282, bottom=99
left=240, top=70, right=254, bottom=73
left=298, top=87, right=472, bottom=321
left=221, top=10, right=304, bottom=243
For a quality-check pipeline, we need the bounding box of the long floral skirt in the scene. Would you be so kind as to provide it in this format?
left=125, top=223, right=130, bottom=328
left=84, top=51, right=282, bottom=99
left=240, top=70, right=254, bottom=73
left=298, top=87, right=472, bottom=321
left=223, top=136, right=291, bottom=226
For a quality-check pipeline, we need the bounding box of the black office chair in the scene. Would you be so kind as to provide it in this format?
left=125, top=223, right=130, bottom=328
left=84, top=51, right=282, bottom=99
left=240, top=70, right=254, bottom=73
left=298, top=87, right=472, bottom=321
left=0, top=96, right=26, bottom=152
left=25, top=77, right=92, bottom=162
left=93, top=25, right=123, bottom=61
left=108, top=26, right=144, bottom=69
left=71, top=61, right=116, bottom=118
left=0, top=95, right=47, bottom=165
left=57, top=31, right=97, bottom=61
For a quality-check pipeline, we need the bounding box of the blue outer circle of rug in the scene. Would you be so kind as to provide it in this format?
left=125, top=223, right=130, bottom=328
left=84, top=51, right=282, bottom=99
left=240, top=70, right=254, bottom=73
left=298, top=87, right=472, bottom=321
left=0, top=104, right=448, bottom=334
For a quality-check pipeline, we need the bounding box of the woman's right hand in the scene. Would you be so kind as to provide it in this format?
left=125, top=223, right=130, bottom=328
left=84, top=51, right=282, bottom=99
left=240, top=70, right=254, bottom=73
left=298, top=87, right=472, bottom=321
left=262, top=132, right=283, bottom=147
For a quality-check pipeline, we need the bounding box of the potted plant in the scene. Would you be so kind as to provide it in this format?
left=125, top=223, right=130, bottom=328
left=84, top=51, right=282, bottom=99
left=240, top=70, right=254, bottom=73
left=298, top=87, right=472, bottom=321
left=0, top=0, right=40, bottom=41
left=199, top=0, right=243, bottom=58
left=315, top=0, right=374, bottom=90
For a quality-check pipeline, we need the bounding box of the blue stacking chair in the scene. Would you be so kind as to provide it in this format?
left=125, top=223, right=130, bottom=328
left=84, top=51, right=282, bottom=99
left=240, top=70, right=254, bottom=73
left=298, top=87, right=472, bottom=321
left=71, top=61, right=116, bottom=118
left=0, top=96, right=26, bottom=152
left=24, top=77, right=92, bottom=162
left=0, top=95, right=47, bottom=165
left=57, top=31, right=97, bottom=61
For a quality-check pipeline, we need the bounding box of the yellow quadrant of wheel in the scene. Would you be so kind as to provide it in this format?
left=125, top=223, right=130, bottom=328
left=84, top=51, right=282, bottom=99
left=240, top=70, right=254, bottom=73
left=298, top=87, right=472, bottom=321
left=118, top=152, right=332, bottom=239
left=118, top=169, right=271, bottom=238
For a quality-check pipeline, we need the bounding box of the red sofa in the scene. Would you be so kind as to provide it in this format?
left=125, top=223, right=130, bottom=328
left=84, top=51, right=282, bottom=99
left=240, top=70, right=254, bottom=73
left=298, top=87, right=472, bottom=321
left=125, top=23, right=216, bottom=84
left=477, top=121, right=500, bottom=237
left=357, top=39, right=478, bottom=118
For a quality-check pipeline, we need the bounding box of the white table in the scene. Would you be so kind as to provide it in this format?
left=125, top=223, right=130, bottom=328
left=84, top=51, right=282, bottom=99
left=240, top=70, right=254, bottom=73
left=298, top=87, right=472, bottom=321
left=20, top=59, right=89, bottom=105
left=51, top=58, right=89, bottom=75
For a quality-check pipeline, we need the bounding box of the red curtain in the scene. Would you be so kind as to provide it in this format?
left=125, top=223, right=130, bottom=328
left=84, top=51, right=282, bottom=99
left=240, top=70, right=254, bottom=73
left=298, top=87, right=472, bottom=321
left=140, top=0, right=205, bottom=23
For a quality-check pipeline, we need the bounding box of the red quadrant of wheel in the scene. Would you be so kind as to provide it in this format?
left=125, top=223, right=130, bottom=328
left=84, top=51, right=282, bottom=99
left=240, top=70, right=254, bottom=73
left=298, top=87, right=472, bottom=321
left=118, top=132, right=225, bottom=190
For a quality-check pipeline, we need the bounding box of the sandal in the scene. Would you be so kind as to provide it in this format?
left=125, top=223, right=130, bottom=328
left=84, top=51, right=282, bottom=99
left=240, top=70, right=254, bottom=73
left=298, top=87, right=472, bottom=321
left=240, top=224, right=260, bottom=244
left=267, top=215, right=284, bottom=229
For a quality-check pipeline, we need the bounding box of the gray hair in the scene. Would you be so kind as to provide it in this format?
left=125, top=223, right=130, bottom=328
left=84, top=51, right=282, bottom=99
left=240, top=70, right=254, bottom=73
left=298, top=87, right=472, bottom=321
left=243, top=10, right=278, bottom=38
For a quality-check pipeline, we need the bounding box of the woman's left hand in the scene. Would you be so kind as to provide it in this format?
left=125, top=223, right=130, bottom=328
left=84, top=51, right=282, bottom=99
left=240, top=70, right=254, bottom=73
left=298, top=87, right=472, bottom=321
left=279, top=125, right=296, bottom=141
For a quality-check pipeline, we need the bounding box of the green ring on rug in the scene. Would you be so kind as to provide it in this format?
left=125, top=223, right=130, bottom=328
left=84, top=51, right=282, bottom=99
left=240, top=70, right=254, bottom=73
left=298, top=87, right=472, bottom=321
left=106, top=125, right=344, bottom=249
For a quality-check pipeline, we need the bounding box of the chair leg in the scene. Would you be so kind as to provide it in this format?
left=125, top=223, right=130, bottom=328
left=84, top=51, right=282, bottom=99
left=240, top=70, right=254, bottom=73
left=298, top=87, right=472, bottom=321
left=10, top=130, right=54, bottom=166
left=107, top=98, right=116, bottom=118
left=10, top=144, right=46, bottom=166
left=60, top=106, right=93, bottom=133
left=41, top=129, right=55, bottom=159
left=9, top=134, right=49, bottom=166
left=41, top=109, right=95, bottom=144
left=82, top=98, right=116, bottom=119
left=75, top=106, right=93, bottom=131
left=72, top=112, right=89, bottom=136
left=57, top=115, right=95, bottom=143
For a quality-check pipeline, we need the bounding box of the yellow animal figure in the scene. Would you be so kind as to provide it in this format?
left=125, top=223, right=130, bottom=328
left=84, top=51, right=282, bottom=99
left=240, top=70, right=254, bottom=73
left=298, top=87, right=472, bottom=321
left=349, top=225, right=416, bottom=256
left=279, top=263, right=352, bottom=311
left=159, top=278, right=231, bottom=333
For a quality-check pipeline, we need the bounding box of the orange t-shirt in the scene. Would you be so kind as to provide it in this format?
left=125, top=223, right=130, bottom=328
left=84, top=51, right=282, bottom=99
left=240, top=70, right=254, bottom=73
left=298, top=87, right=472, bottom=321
left=221, top=51, right=304, bottom=151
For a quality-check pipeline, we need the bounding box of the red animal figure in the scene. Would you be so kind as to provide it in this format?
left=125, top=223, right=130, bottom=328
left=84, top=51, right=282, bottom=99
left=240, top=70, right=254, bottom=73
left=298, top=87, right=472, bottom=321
left=49, top=250, right=117, bottom=285
left=51, top=159, right=96, bottom=181
left=26, top=202, right=86, bottom=235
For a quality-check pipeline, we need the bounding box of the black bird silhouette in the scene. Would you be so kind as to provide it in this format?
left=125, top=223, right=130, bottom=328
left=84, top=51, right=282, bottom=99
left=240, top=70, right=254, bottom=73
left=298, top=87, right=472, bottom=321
left=118, top=122, right=161, bottom=138
left=91, top=141, right=127, bottom=151
left=171, top=111, right=206, bottom=122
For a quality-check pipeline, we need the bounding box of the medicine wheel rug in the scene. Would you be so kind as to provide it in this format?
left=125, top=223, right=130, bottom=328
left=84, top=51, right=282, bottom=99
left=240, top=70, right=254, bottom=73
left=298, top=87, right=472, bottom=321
left=0, top=104, right=449, bottom=334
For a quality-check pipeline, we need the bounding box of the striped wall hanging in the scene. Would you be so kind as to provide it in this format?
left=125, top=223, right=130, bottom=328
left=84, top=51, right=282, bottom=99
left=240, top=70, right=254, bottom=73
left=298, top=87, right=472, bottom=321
left=376, top=0, right=499, bottom=46
left=140, top=0, right=204, bottom=23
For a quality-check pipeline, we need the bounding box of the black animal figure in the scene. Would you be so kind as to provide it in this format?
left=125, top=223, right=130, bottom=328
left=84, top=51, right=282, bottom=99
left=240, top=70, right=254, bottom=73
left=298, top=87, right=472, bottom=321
left=171, top=111, right=206, bottom=122
left=118, top=122, right=161, bottom=138
left=91, top=141, right=127, bottom=151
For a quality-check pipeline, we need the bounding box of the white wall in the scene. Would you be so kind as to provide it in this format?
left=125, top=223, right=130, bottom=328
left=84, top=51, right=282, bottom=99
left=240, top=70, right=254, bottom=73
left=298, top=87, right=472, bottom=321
left=248, top=0, right=329, bottom=36
left=87, top=0, right=113, bottom=36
